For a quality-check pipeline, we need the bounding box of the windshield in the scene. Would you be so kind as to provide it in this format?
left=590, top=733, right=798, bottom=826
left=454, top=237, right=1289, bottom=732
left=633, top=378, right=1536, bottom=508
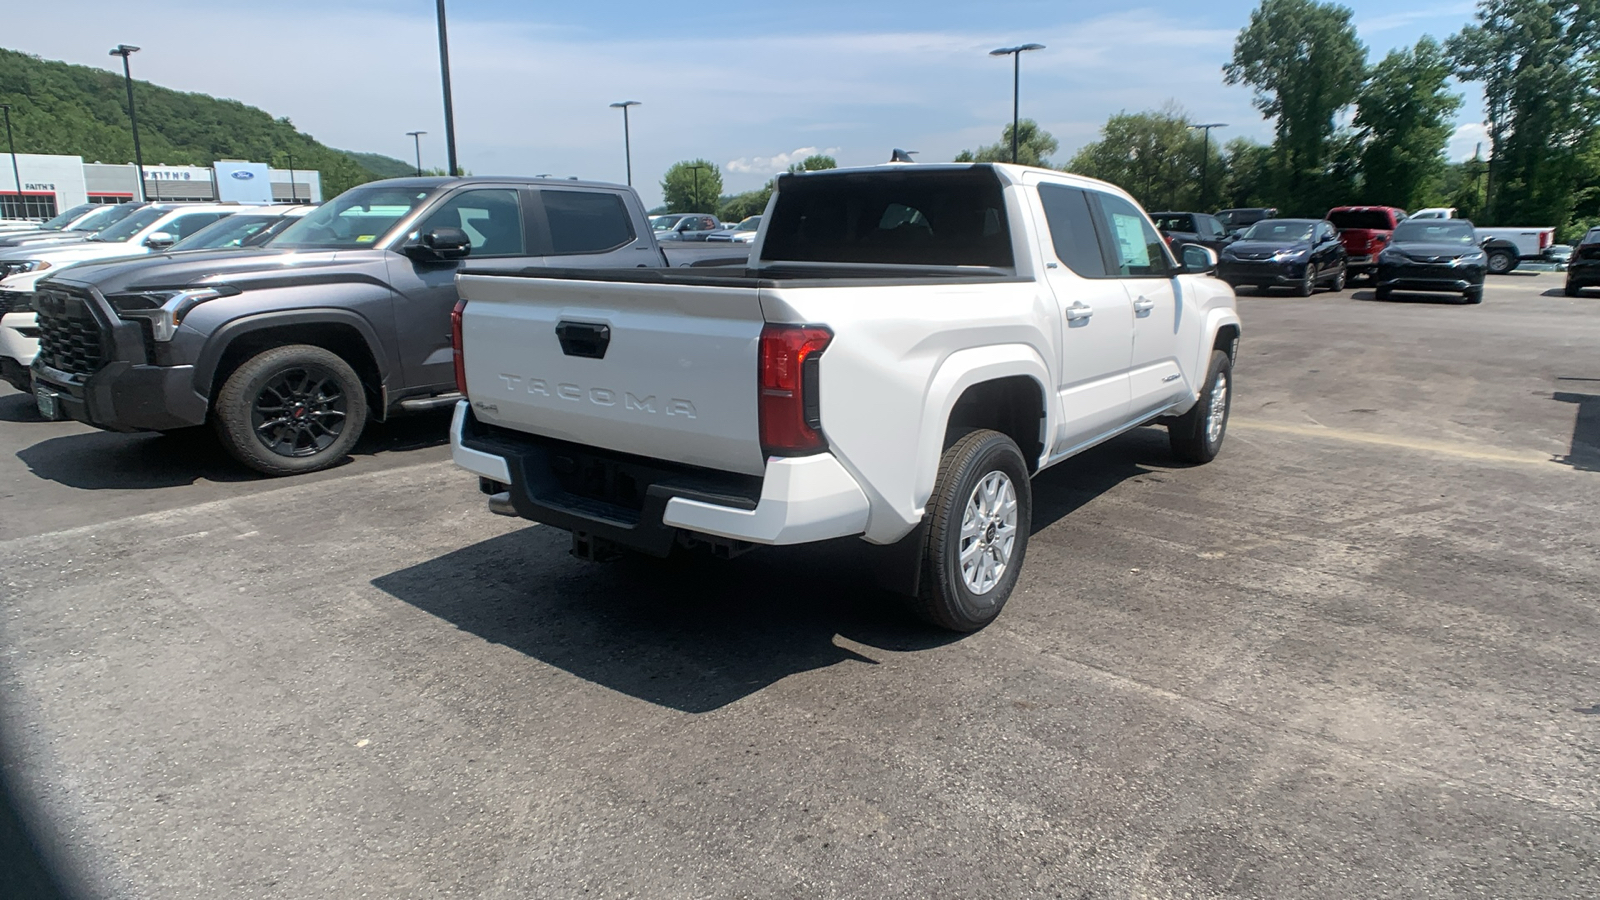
left=269, top=187, right=432, bottom=249
left=170, top=214, right=282, bottom=251
left=1328, top=210, right=1397, bottom=230
left=735, top=216, right=761, bottom=232
left=40, top=203, right=98, bottom=231
left=1242, top=220, right=1314, bottom=242
left=89, top=206, right=169, bottom=242
left=1392, top=222, right=1476, bottom=245
left=71, top=203, right=143, bottom=233
left=1151, top=214, right=1196, bottom=233
left=652, top=215, right=686, bottom=231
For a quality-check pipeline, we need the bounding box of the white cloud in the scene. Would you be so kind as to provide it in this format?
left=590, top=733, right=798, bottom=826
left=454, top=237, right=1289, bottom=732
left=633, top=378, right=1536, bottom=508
left=1447, top=121, right=1491, bottom=161
left=726, top=147, right=843, bottom=175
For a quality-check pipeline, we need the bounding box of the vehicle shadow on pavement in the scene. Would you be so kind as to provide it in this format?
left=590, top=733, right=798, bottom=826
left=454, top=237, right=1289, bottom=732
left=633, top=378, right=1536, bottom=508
left=1554, top=389, right=1600, bottom=472
left=0, top=392, right=44, bottom=424
left=1349, top=289, right=1468, bottom=304
left=13, top=409, right=454, bottom=491
left=370, top=430, right=1164, bottom=713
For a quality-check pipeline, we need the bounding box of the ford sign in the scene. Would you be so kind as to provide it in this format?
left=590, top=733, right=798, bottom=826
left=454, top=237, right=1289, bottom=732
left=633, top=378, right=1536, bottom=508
left=231, top=171, right=255, bottom=180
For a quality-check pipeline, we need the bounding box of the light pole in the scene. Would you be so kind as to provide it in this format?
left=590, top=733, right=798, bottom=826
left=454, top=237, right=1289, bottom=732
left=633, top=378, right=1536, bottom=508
left=406, top=130, right=427, bottom=176
left=687, top=163, right=708, bottom=211
left=286, top=151, right=298, bottom=203
left=989, top=43, right=1044, bottom=165
left=108, top=44, right=147, bottom=201
left=609, top=101, right=640, bottom=186
left=0, top=105, right=21, bottom=219
left=1188, top=123, right=1227, bottom=210
left=435, top=0, right=459, bottom=177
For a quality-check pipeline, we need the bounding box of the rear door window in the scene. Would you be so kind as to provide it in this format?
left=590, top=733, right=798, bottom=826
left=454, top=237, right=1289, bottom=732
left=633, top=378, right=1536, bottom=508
left=541, top=190, right=635, bottom=254
left=1037, top=184, right=1108, bottom=278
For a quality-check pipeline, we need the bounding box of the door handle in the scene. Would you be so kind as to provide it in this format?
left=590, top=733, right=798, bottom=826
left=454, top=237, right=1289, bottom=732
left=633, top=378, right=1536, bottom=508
left=1133, top=296, right=1155, bottom=315
left=1065, top=302, right=1093, bottom=322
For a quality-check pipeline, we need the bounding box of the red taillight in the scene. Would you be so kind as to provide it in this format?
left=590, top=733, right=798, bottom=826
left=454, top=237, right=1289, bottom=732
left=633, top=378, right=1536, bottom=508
left=451, top=298, right=468, bottom=399
left=1540, top=231, right=1552, bottom=250
left=758, top=323, right=832, bottom=456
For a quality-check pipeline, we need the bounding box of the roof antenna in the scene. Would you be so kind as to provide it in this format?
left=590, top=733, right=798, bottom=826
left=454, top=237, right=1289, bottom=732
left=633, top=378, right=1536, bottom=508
left=890, top=149, right=918, bottom=163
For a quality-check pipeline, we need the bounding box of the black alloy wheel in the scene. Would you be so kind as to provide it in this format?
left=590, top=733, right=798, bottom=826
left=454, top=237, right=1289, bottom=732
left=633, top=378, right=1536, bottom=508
left=252, top=365, right=349, bottom=457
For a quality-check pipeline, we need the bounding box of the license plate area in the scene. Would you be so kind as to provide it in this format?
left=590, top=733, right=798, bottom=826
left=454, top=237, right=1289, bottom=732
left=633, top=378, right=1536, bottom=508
left=35, top=387, right=59, bottom=420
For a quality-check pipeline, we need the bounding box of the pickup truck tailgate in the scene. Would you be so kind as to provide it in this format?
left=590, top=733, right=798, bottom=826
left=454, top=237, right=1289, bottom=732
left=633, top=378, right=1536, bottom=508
left=456, top=272, right=768, bottom=477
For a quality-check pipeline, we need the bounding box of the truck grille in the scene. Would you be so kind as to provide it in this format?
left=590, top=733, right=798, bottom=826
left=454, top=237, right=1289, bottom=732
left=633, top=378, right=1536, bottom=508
left=35, top=289, right=109, bottom=379
left=0, top=290, right=25, bottom=316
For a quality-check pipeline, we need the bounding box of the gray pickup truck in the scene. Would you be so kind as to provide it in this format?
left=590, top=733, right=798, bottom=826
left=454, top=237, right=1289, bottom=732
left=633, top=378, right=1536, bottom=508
left=30, top=175, right=741, bottom=475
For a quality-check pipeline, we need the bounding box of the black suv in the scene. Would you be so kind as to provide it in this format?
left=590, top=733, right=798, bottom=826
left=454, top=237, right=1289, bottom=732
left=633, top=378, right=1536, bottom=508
left=30, top=176, right=670, bottom=476
left=1565, top=228, right=1600, bottom=297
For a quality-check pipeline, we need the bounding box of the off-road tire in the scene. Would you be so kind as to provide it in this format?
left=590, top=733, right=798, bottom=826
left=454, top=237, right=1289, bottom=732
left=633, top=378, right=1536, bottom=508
left=1168, top=349, right=1233, bottom=465
left=914, top=429, right=1032, bottom=632
left=213, top=344, right=368, bottom=477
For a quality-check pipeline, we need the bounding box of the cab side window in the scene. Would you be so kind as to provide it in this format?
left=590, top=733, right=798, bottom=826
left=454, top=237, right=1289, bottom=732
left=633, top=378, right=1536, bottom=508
left=417, top=188, right=525, bottom=257
left=1036, top=183, right=1108, bottom=278
left=542, top=190, right=635, bottom=254
left=169, top=212, right=229, bottom=239
left=1092, top=193, right=1172, bottom=277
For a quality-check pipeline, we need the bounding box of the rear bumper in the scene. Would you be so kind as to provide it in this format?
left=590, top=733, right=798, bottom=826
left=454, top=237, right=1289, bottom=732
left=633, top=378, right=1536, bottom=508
left=450, top=401, right=870, bottom=554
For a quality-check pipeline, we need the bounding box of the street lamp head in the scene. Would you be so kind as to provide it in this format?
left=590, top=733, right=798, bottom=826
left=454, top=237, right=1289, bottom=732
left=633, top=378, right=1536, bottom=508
left=609, top=101, right=641, bottom=109
left=109, top=44, right=141, bottom=57
left=991, top=43, right=1045, bottom=55
left=406, top=130, right=427, bottom=137
left=1189, top=123, right=1229, bottom=129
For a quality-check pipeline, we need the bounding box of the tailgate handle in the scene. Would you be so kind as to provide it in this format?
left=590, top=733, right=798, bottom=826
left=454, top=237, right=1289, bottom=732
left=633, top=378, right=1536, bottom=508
left=555, top=321, right=611, bottom=359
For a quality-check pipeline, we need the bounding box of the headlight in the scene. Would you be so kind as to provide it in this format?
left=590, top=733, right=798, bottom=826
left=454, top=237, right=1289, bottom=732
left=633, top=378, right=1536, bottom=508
left=1456, top=251, right=1486, bottom=265
left=106, top=286, right=238, bottom=341
left=1273, top=248, right=1308, bottom=261
left=0, top=260, right=50, bottom=278
left=1379, top=248, right=1403, bottom=263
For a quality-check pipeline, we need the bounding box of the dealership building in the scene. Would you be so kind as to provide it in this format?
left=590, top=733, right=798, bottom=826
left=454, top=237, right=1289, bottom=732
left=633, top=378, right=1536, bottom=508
left=0, top=153, right=322, bottom=219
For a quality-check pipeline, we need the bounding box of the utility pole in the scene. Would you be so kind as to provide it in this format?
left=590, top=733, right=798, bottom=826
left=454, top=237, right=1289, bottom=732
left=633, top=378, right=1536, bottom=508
left=109, top=44, right=147, bottom=201
left=436, top=0, right=459, bottom=176
left=0, top=105, right=21, bottom=219
left=1188, top=123, right=1227, bottom=210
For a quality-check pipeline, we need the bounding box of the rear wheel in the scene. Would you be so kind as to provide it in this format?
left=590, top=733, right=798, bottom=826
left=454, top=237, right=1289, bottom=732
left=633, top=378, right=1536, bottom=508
left=1168, top=350, right=1232, bottom=464
left=914, top=429, right=1032, bottom=632
left=213, top=344, right=368, bottom=476
left=1487, top=250, right=1515, bottom=275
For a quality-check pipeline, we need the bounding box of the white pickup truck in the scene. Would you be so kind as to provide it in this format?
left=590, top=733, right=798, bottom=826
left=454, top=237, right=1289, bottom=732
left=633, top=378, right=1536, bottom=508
left=449, top=164, right=1241, bottom=630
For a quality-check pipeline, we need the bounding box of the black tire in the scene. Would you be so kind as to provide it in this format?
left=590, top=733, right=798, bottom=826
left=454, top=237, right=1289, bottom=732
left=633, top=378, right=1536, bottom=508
left=1566, top=283, right=1582, bottom=297
left=1486, top=250, right=1515, bottom=275
left=212, top=344, right=368, bottom=476
left=1463, top=286, right=1484, bottom=304
left=1375, top=286, right=1393, bottom=301
left=1168, top=349, right=1233, bottom=465
left=1296, top=265, right=1316, bottom=297
left=914, top=429, right=1032, bottom=632
left=1330, top=265, right=1347, bottom=292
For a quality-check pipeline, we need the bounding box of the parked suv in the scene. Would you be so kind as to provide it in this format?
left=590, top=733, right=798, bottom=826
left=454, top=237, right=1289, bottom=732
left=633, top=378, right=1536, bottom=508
left=652, top=213, right=721, bottom=241
left=1216, top=207, right=1277, bottom=237
left=1149, top=211, right=1230, bottom=252
left=1565, top=228, right=1600, bottom=296
left=28, top=177, right=699, bottom=475
left=1218, top=218, right=1348, bottom=295
left=1327, top=206, right=1406, bottom=281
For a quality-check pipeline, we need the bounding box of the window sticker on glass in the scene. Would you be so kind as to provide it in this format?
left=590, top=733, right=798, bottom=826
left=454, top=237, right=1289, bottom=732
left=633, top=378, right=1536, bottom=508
left=356, top=235, right=376, bottom=243
left=1111, top=213, right=1150, bottom=270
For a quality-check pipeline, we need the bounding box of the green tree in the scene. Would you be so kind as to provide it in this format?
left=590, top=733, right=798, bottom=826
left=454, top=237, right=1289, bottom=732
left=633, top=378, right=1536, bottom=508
left=718, top=185, right=773, bottom=223
left=1354, top=37, right=1463, bottom=209
left=787, top=154, right=837, bottom=173
left=1224, top=0, right=1367, bottom=212
left=1220, top=138, right=1278, bottom=208
left=661, top=159, right=723, bottom=212
left=954, top=119, right=1059, bottom=166
left=1447, top=0, right=1600, bottom=228
left=1064, top=106, right=1223, bottom=210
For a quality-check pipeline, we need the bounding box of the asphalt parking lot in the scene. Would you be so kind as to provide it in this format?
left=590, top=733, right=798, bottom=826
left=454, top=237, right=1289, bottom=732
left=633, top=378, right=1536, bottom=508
left=2, top=272, right=1597, bottom=899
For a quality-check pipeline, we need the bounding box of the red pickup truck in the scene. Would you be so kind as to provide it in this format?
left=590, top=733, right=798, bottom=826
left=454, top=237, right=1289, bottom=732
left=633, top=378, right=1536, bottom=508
left=1328, top=206, right=1407, bottom=281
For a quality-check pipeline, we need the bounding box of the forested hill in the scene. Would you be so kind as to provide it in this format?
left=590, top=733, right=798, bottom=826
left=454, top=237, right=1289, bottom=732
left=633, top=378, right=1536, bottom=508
left=0, top=47, right=412, bottom=196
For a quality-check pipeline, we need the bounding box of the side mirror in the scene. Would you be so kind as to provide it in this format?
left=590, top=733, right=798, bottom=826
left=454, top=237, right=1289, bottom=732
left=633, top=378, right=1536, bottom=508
left=1180, top=244, right=1218, bottom=275
left=145, top=232, right=176, bottom=250
left=405, top=226, right=472, bottom=263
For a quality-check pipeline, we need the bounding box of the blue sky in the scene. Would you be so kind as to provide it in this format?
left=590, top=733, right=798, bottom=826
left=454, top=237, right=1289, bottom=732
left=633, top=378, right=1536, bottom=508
left=10, top=0, right=1486, bottom=207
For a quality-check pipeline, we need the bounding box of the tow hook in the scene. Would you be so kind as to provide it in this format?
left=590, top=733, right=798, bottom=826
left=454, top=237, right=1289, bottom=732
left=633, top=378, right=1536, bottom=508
left=487, top=492, right=516, bottom=517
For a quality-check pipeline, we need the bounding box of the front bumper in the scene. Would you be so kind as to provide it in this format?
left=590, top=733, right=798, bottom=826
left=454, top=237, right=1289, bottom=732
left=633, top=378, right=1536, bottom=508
left=32, top=359, right=209, bottom=432
left=1218, top=259, right=1307, bottom=286
left=450, top=401, right=870, bottom=554
left=1375, top=262, right=1485, bottom=293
